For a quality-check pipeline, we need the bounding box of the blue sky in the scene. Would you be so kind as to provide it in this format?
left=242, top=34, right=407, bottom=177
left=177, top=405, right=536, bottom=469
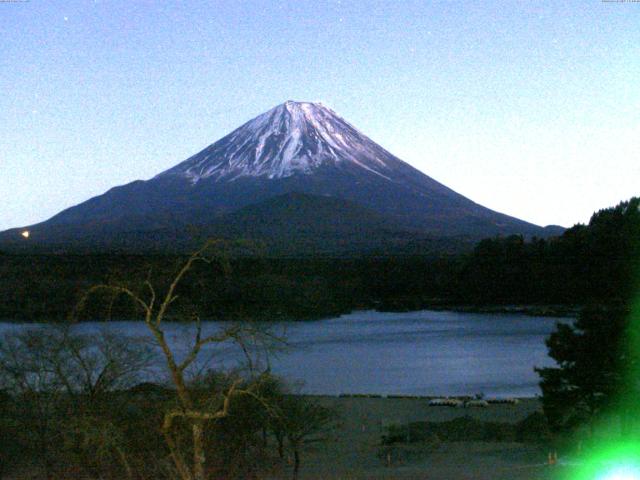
left=1, top=0, right=638, bottom=231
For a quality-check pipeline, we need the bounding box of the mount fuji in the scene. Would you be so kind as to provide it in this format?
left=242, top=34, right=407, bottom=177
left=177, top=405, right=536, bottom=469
left=0, top=101, right=562, bottom=253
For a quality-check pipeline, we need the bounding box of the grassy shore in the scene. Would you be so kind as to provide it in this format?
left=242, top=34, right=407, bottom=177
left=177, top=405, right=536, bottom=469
left=274, top=395, right=565, bottom=480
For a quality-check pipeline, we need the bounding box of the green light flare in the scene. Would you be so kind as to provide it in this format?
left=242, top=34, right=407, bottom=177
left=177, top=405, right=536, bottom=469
left=597, top=465, right=640, bottom=480
left=625, top=294, right=640, bottom=388
left=570, top=442, right=640, bottom=480
left=617, top=279, right=640, bottom=440
left=568, top=253, right=640, bottom=479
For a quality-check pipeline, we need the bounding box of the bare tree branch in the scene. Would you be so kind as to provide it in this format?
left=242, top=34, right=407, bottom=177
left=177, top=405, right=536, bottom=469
left=71, top=239, right=281, bottom=480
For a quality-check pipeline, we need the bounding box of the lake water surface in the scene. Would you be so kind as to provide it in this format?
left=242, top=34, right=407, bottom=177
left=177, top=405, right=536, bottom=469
left=0, top=310, right=565, bottom=397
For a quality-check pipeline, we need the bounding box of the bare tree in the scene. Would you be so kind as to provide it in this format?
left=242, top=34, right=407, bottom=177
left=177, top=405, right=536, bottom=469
left=0, top=329, right=65, bottom=479
left=0, top=326, right=154, bottom=480
left=270, top=395, right=335, bottom=480
left=44, top=327, right=153, bottom=400
left=76, top=240, right=279, bottom=480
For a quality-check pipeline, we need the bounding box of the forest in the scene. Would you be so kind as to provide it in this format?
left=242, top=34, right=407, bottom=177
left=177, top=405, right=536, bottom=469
left=0, top=197, right=638, bottom=322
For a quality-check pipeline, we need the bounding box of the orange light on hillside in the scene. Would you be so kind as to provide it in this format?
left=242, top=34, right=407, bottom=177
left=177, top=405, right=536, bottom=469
left=21, top=230, right=30, bottom=239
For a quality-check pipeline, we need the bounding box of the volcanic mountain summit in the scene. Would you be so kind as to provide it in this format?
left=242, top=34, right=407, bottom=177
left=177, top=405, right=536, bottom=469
left=158, top=100, right=396, bottom=182
left=0, top=101, right=561, bottom=253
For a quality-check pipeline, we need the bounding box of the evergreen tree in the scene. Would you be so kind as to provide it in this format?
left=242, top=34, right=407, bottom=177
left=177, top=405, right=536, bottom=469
left=537, top=304, right=640, bottom=435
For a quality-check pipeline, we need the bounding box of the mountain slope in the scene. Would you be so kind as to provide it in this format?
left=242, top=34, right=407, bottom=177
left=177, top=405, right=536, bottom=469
left=215, top=192, right=403, bottom=236
left=0, top=101, right=559, bottom=252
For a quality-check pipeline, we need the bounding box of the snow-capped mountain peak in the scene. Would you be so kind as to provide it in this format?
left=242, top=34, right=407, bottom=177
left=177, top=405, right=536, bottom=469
left=158, top=101, right=395, bottom=183
left=0, top=100, right=554, bottom=250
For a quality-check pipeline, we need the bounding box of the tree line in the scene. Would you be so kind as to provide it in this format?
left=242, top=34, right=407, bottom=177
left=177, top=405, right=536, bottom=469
left=1, top=197, right=638, bottom=322
left=535, top=197, right=640, bottom=456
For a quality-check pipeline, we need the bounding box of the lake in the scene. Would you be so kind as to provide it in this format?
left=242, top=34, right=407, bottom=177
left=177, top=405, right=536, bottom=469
left=0, top=310, right=566, bottom=397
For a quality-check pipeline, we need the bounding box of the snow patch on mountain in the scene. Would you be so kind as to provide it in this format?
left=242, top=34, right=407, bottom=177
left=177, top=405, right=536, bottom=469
left=157, top=101, right=395, bottom=183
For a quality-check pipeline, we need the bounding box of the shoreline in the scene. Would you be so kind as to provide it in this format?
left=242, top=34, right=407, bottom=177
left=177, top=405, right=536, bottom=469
left=378, top=303, right=580, bottom=318
left=290, top=395, right=546, bottom=479
left=302, top=393, right=537, bottom=400
left=0, top=303, right=579, bottom=324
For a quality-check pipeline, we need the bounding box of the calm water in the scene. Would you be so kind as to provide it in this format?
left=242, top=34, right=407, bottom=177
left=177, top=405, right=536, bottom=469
left=0, top=310, right=565, bottom=397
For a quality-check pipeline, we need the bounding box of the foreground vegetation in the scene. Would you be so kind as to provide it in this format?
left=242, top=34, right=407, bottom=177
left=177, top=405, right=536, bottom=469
left=0, top=243, right=339, bottom=480
left=0, top=326, right=336, bottom=480
left=1, top=345, right=554, bottom=480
